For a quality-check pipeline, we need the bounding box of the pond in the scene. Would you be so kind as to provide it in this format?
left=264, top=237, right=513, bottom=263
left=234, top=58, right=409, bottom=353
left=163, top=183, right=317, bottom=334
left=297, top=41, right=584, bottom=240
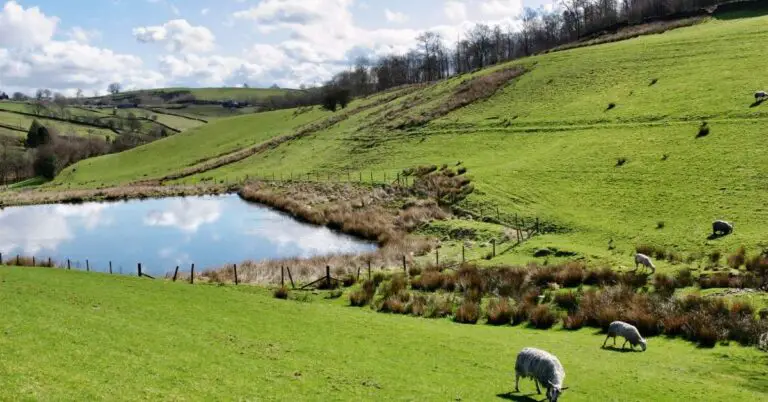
left=0, top=194, right=377, bottom=276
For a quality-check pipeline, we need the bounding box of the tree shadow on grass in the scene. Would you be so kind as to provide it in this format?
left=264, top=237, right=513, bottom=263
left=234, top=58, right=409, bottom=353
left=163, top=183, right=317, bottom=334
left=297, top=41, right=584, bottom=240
left=496, top=392, right=542, bottom=401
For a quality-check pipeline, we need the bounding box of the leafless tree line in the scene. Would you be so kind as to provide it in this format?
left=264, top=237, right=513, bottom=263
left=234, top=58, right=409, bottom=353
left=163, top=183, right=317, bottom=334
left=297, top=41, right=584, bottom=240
left=324, top=0, right=723, bottom=97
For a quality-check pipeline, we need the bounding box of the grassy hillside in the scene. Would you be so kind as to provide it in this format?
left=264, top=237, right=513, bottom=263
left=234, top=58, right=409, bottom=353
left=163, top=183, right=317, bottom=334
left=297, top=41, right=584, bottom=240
left=50, top=10, right=768, bottom=261
left=51, top=107, right=332, bottom=187
left=0, top=267, right=765, bottom=401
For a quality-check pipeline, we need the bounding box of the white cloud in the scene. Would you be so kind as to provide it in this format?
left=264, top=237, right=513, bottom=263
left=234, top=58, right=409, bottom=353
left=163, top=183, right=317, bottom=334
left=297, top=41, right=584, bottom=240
left=144, top=198, right=222, bottom=233
left=444, top=1, right=467, bottom=22
left=0, top=1, right=58, bottom=47
left=384, top=9, right=408, bottom=24
left=133, top=19, right=215, bottom=53
left=67, top=27, right=101, bottom=44
left=480, top=0, right=524, bottom=18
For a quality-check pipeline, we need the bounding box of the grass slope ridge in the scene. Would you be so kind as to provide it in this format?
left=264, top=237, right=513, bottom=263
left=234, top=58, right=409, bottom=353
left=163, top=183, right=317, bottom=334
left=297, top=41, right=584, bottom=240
left=54, top=11, right=768, bottom=261
left=0, top=267, right=765, bottom=401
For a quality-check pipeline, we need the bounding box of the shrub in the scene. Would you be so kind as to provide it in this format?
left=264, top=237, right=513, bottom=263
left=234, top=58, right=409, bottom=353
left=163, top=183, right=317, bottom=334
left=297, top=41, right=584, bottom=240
left=511, top=303, right=531, bottom=326
left=273, top=286, right=289, bottom=300
left=666, top=251, right=682, bottom=264
left=530, top=267, right=557, bottom=287
left=379, top=274, right=407, bottom=299
left=411, top=271, right=444, bottom=292
left=709, top=250, right=722, bottom=265
left=562, top=311, right=586, bottom=330
left=625, top=307, right=661, bottom=336
left=636, top=244, right=666, bottom=260
left=529, top=305, right=558, bottom=329
left=372, top=272, right=387, bottom=287
left=425, top=295, right=453, bottom=318
left=615, top=157, right=627, bottom=167
left=619, top=272, right=648, bottom=289
left=342, top=274, right=357, bottom=287
left=557, top=263, right=585, bottom=288
left=494, top=267, right=527, bottom=298
left=730, top=301, right=754, bottom=318
left=698, top=273, right=730, bottom=289
left=454, top=300, right=481, bottom=324
left=379, top=296, right=408, bottom=314
left=326, top=289, right=343, bottom=299
left=653, top=273, right=676, bottom=297
left=406, top=295, right=427, bottom=316
left=675, top=269, right=694, bottom=287
left=662, top=314, right=687, bottom=337
left=457, top=265, right=485, bottom=293
left=457, top=167, right=467, bottom=175
left=408, top=266, right=422, bottom=277
left=554, top=291, right=580, bottom=313
left=584, top=267, right=618, bottom=286
left=349, top=279, right=376, bottom=307
left=727, top=246, right=746, bottom=269
left=486, top=298, right=513, bottom=325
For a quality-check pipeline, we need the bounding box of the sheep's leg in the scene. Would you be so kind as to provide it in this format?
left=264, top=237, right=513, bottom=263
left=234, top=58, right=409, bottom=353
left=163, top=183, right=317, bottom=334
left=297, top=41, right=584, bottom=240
left=515, top=373, right=520, bottom=392
left=622, top=339, right=628, bottom=349
left=602, top=335, right=610, bottom=348
left=534, top=379, right=541, bottom=394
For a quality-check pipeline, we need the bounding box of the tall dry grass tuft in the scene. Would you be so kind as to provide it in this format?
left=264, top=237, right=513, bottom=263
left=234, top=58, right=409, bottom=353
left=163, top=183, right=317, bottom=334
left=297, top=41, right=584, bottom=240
left=486, top=298, right=514, bottom=325
left=454, top=300, right=481, bottom=324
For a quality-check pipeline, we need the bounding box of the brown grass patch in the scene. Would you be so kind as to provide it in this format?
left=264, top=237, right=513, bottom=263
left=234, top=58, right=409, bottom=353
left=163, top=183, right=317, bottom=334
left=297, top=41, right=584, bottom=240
left=454, top=300, right=481, bottom=324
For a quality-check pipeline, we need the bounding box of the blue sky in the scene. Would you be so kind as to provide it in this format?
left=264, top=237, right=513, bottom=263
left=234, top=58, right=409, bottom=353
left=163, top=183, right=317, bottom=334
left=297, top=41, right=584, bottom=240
left=0, top=0, right=556, bottom=95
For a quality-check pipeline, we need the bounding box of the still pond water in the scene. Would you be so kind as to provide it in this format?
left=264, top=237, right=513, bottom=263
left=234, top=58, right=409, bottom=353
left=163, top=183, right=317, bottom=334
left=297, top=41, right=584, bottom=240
left=0, top=194, right=376, bottom=276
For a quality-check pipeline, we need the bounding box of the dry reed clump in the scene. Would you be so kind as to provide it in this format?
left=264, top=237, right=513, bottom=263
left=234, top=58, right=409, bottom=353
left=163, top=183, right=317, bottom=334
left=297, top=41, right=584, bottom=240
left=349, top=279, right=377, bottom=307
left=529, top=305, right=558, bottom=329
left=454, top=300, right=481, bottom=324
left=727, top=246, right=747, bottom=269
left=406, top=294, right=428, bottom=316
left=553, top=291, right=580, bottom=313
left=485, top=298, right=514, bottom=325
left=562, top=312, right=586, bottom=330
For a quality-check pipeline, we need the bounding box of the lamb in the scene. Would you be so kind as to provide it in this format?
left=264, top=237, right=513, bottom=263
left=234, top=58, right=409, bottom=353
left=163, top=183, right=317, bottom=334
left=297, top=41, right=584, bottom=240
left=514, top=347, right=568, bottom=402
left=634, top=253, right=655, bottom=274
left=755, top=91, right=767, bottom=101
left=602, top=320, right=647, bottom=351
left=712, top=220, right=733, bottom=236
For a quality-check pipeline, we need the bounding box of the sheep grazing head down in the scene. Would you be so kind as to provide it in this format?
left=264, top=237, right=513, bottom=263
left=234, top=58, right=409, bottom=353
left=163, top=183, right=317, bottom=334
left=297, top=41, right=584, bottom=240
left=639, top=338, right=648, bottom=352
left=547, top=381, right=568, bottom=402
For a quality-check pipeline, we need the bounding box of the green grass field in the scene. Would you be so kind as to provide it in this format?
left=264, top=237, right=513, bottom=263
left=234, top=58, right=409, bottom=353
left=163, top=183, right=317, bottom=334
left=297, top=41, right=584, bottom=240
left=102, top=87, right=293, bottom=103
left=0, top=267, right=765, bottom=401
left=39, top=10, right=768, bottom=264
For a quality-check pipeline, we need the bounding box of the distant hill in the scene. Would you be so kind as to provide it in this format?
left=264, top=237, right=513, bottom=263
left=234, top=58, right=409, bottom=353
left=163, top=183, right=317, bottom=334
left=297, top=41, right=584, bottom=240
left=93, top=87, right=296, bottom=105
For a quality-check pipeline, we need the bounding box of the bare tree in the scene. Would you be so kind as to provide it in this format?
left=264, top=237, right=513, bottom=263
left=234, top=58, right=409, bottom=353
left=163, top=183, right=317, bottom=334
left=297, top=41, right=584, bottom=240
left=108, top=82, right=121, bottom=95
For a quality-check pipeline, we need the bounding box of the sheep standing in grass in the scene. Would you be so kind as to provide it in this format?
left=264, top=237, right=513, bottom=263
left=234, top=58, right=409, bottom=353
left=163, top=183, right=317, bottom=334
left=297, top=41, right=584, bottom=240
left=514, top=347, right=568, bottom=401
left=602, top=321, right=647, bottom=351
left=712, top=220, right=733, bottom=236
left=755, top=91, right=767, bottom=102
left=634, top=253, right=655, bottom=274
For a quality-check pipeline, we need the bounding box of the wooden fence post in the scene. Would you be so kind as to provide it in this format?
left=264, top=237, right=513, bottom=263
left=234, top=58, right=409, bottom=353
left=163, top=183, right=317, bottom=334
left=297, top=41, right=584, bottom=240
left=496, top=206, right=500, bottom=221
left=16, top=255, right=19, bottom=265
left=86, top=259, right=90, bottom=272
left=137, top=263, right=142, bottom=277
left=32, top=256, right=35, bottom=266
left=370, top=171, right=373, bottom=184
left=233, top=264, right=239, bottom=285
left=402, top=255, right=407, bottom=275
left=359, top=172, right=362, bottom=183
left=357, top=267, right=361, bottom=282
left=325, top=266, right=331, bottom=288
left=190, top=264, right=195, bottom=284
left=368, top=260, right=372, bottom=280
left=536, top=218, right=540, bottom=234
left=281, top=266, right=285, bottom=287
left=48, top=257, right=52, bottom=267
left=67, top=259, right=71, bottom=270
left=286, top=267, right=295, bottom=289
left=435, top=248, right=439, bottom=267
left=347, top=171, right=351, bottom=182
left=462, top=243, right=465, bottom=263
left=492, top=239, right=496, bottom=258
left=0, top=252, right=3, bottom=264
left=109, top=261, right=113, bottom=274
left=172, top=266, right=179, bottom=281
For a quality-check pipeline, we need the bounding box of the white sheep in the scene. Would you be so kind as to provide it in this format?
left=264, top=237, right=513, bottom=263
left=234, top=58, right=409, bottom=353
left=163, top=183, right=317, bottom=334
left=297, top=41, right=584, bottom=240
left=602, top=320, right=647, bottom=351
left=514, top=347, right=568, bottom=402
left=634, top=253, right=655, bottom=274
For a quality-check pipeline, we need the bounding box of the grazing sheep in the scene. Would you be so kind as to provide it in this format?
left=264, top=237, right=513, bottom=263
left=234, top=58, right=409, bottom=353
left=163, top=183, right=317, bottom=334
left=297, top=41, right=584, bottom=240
left=634, top=253, right=656, bottom=274
left=515, top=347, right=568, bottom=402
left=603, top=321, right=647, bottom=351
left=712, top=220, right=733, bottom=236
left=756, top=91, right=767, bottom=101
